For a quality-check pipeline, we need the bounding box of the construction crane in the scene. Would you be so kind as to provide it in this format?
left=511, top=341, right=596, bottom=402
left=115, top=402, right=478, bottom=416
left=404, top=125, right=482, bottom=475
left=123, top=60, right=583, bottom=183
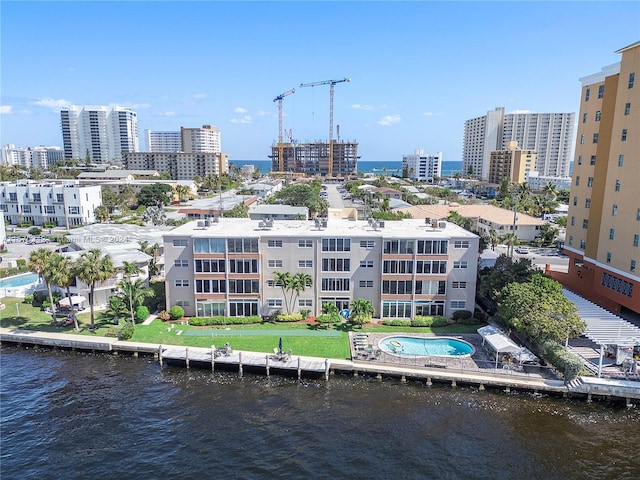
left=273, top=88, right=296, bottom=172
left=299, top=77, right=351, bottom=177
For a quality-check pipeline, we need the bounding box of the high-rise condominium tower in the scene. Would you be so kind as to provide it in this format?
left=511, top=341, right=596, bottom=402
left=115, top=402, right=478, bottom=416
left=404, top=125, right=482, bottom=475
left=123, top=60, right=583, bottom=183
left=564, top=41, right=639, bottom=315
left=181, top=125, right=221, bottom=153
left=463, top=107, right=575, bottom=180
left=60, top=105, right=139, bottom=163
left=145, top=130, right=182, bottom=152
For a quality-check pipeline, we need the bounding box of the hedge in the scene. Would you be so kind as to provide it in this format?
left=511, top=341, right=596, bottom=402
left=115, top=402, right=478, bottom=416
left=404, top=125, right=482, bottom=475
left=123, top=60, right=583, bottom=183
left=188, top=316, right=261, bottom=326
left=274, top=313, right=303, bottom=322
left=452, top=310, right=473, bottom=321
left=536, top=339, right=585, bottom=382
left=316, top=314, right=340, bottom=324
left=382, top=319, right=411, bottom=327
left=135, top=305, right=150, bottom=323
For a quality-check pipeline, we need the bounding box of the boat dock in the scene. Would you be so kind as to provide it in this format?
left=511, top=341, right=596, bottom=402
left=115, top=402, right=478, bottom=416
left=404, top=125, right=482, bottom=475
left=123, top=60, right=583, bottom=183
left=2, top=327, right=639, bottom=406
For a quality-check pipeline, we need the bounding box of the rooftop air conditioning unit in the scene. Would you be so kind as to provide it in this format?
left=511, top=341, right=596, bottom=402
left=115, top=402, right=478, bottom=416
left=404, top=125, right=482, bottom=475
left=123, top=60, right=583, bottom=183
left=321, top=219, right=327, bottom=228
left=204, top=219, right=211, bottom=227
left=258, top=221, right=265, bottom=229
left=197, top=220, right=205, bottom=229
left=378, top=221, right=385, bottom=228
left=431, top=220, right=438, bottom=229
left=438, top=221, right=446, bottom=229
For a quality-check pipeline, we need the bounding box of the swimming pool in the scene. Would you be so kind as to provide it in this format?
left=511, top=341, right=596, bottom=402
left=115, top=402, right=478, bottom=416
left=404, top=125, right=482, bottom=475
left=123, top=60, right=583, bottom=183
left=379, top=336, right=475, bottom=358
left=0, top=273, right=40, bottom=288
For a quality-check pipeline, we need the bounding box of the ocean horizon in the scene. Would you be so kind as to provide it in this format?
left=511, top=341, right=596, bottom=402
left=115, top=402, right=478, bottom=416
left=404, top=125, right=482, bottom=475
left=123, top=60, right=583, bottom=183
left=230, top=159, right=464, bottom=176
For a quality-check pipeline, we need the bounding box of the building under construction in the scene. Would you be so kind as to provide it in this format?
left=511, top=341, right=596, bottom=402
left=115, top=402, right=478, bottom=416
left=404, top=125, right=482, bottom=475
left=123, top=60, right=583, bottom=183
left=269, top=140, right=359, bottom=178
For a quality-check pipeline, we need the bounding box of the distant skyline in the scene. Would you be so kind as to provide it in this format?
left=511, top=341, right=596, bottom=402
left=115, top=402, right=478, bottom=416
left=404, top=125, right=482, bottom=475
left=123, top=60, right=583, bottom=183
left=1, top=1, right=638, bottom=162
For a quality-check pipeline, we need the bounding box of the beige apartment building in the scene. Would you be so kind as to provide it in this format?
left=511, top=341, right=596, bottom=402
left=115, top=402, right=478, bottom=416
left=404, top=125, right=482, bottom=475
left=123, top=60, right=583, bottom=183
left=163, top=218, right=479, bottom=320
left=123, top=151, right=228, bottom=180
left=564, top=41, right=639, bottom=315
left=488, top=141, right=536, bottom=184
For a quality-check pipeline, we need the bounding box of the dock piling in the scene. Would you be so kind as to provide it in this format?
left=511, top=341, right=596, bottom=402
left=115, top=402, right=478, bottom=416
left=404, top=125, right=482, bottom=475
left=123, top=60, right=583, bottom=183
left=238, top=352, right=243, bottom=378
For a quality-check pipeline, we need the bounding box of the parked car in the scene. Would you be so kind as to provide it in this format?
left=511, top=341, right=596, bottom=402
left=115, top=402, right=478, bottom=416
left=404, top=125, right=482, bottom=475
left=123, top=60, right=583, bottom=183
left=514, top=247, right=530, bottom=254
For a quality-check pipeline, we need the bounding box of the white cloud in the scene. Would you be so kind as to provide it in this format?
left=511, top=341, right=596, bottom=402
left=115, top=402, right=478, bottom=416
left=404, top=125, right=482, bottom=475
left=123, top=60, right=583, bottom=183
left=377, top=114, right=401, bottom=126
left=423, top=112, right=444, bottom=117
left=234, top=107, right=248, bottom=114
left=192, top=93, right=207, bottom=99
left=160, top=111, right=176, bottom=117
left=256, top=110, right=268, bottom=117
left=351, top=104, right=374, bottom=111
left=0, top=105, right=13, bottom=114
left=424, top=112, right=433, bottom=116
left=29, top=98, right=72, bottom=111
left=230, top=115, right=252, bottom=124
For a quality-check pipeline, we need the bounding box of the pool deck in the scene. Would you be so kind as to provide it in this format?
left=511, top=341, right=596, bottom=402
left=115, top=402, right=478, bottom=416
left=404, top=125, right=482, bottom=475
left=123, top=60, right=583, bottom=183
left=2, top=327, right=640, bottom=405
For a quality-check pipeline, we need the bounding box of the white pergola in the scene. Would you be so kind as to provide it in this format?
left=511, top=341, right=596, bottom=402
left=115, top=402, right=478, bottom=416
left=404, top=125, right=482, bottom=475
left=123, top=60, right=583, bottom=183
left=564, top=289, right=640, bottom=377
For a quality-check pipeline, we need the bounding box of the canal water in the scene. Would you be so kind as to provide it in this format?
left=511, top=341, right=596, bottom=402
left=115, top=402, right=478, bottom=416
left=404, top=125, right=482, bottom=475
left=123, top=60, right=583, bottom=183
left=1, top=345, right=638, bottom=479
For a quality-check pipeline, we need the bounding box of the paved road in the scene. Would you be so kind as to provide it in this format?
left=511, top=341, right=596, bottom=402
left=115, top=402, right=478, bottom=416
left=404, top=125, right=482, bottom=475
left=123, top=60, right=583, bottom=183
left=489, top=245, right=569, bottom=272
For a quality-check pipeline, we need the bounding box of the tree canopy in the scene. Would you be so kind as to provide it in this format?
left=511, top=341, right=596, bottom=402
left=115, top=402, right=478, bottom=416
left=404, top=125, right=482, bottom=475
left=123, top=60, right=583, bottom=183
left=138, top=183, right=173, bottom=207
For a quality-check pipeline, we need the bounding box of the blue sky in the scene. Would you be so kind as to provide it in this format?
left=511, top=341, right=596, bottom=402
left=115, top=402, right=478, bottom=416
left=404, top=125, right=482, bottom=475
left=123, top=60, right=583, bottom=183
left=1, top=1, right=638, bottom=162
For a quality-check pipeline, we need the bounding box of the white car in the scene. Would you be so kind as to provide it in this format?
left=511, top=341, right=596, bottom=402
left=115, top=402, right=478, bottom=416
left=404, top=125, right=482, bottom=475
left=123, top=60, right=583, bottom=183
left=514, top=247, right=530, bottom=254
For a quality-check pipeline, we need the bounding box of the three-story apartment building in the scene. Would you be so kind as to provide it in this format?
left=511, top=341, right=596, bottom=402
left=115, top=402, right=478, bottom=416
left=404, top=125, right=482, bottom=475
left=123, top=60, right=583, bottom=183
left=164, top=218, right=479, bottom=319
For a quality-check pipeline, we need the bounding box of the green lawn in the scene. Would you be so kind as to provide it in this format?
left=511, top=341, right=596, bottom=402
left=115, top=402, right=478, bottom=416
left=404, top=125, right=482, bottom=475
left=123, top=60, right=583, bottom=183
left=1, top=296, right=482, bottom=359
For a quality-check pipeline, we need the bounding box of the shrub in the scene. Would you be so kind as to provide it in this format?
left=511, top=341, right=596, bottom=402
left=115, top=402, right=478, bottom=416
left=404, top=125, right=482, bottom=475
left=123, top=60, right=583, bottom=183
left=452, top=310, right=473, bottom=321
left=457, top=316, right=482, bottom=325
left=41, top=300, right=51, bottom=311
left=431, top=316, right=449, bottom=327
left=17, top=259, right=27, bottom=268
left=299, top=309, right=311, bottom=320
left=316, top=314, right=339, bottom=324
left=275, top=313, right=302, bottom=323
left=188, top=316, right=261, bottom=326
left=135, top=305, right=150, bottom=323
left=382, top=319, right=411, bottom=327
left=157, top=310, right=171, bottom=321
left=169, top=305, right=184, bottom=320
left=411, top=316, right=433, bottom=327
left=28, top=227, right=42, bottom=236
left=23, top=294, right=34, bottom=304
left=118, top=323, right=135, bottom=340
left=536, top=339, right=585, bottom=382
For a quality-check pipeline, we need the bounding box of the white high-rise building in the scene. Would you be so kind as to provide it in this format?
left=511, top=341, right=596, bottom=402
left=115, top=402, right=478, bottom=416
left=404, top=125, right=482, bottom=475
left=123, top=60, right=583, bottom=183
left=1, top=145, right=64, bottom=168
left=60, top=105, right=139, bottom=163
left=181, top=125, right=221, bottom=153
left=145, top=130, right=182, bottom=152
left=402, top=150, right=442, bottom=182
left=463, top=107, right=575, bottom=180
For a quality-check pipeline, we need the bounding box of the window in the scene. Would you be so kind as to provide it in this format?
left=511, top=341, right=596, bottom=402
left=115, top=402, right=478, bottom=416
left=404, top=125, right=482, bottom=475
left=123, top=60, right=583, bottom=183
left=68, top=206, right=80, bottom=214
left=195, top=259, right=225, bottom=273
left=629, top=72, right=635, bottom=89
left=615, top=180, right=621, bottom=192
left=194, top=238, right=225, bottom=253
left=322, top=258, right=350, bottom=272
left=382, top=280, right=412, bottom=294
left=321, top=278, right=350, bottom=291
left=621, top=129, right=627, bottom=141
left=298, top=260, right=312, bottom=268
left=382, top=260, right=413, bottom=274
left=360, top=240, right=375, bottom=249
left=618, top=155, right=624, bottom=166
left=322, top=238, right=351, bottom=252
left=633, top=234, right=639, bottom=247
left=580, top=134, right=585, bottom=144
left=44, top=206, right=55, bottom=214
left=0, top=204, right=7, bottom=212
left=416, top=260, right=447, bottom=274
left=195, top=279, right=226, bottom=293
left=577, top=155, right=583, bottom=165
left=576, top=176, right=580, bottom=186
left=637, top=208, right=640, bottom=220
left=573, top=196, right=578, bottom=206
left=32, top=193, right=41, bottom=201
left=9, top=192, right=17, bottom=201
left=228, top=238, right=258, bottom=253
left=415, top=280, right=446, bottom=295
left=582, top=113, right=587, bottom=123
left=598, top=85, right=604, bottom=98
left=298, top=239, right=312, bottom=248
left=267, top=259, right=283, bottom=268
left=230, top=259, right=259, bottom=273
left=414, top=300, right=444, bottom=316
left=173, top=239, right=188, bottom=247
left=176, top=300, right=190, bottom=307
left=609, top=229, right=615, bottom=240
left=587, top=177, right=593, bottom=187
left=383, top=240, right=414, bottom=254
left=580, top=239, right=586, bottom=249
left=570, top=216, right=575, bottom=226
left=590, top=155, right=596, bottom=165
left=606, top=252, right=611, bottom=264
left=382, top=300, right=413, bottom=319
left=625, top=103, right=631, bottom=115
left=595, top=110, right=601, bottom=121
left=175, top=280, right=190, bottom=287
left=632, top=260, right=637, bottom=272
left=451, top=300, right=466, bottom=309
left=569, top=235, right=573, bottom=246
left=197, top=301, right=226, bottom=317
left=585, top=88, right=590, bottom=101
left=582, top=219, right=589, bottom=229
left=229, top=279, right=260, bottom=294
left=585, top=198, right=591, bottom=208
left=56, top=193, right=64, bottom=202
left=267, top=240, right=282, bottom=248
left=174, top=259, right=188, bottom=267
left=452, top=281, right=467, bottom=289
left=453, top=240, right=469, bottom=249
left=298, top=299, right=313, bottom=307
left=229, top=300, right=259, bottom=317
left=359, top=280, right=374, bottom=287
left=593, top=133, right=599, bottom=144
left=612, top=205, right=618, bottom=216
left=417, top=240, right=448, bottom=254
left=21, top=205, right=31, bottom=213
left=360, top=260, right=374, bottom=268
left=453, top=261, right=468, bottom=269
left=267, top=299, right=283, bottom=307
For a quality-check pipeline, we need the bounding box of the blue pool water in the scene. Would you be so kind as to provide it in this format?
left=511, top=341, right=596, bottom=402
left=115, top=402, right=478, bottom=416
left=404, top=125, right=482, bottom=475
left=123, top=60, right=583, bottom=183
left=379, top=336, right=474, bottom=357
left=0, top=273, right=40, bottom=288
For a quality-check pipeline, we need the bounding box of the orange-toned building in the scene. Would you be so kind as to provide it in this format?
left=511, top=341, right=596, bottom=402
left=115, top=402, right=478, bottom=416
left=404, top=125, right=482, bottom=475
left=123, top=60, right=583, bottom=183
left=563, top=41, right=639, bottom=315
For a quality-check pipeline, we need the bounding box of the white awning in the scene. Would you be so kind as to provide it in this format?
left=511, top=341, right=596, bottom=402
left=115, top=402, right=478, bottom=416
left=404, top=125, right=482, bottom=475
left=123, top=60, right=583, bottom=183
left=59, top=295, right=86, bottom=306
left=477, top=325, right=521, bottom=353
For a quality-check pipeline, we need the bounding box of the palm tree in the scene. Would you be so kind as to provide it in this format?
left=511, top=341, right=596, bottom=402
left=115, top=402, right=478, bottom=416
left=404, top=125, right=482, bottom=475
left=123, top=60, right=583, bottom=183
left=542, top=181, right=558, bottom=201
left=501, top=232, right=519, bottom=258
left=121, top=260, right=141, bottom=280
left=94, top=205, right=110, bottom=223
left=47, top=253, right=80, bottom=330
left=29, top=248, right=56, bottom=319
left=175, top=184, right=191, bottom=202
left=290, top=273, right=312, bottom=311
left=273, top=272, right=293, bottom=313
left=75, top=249, right=115, bottom=329
left=349, top=298, right=374, bottom=327
left=116, top=278, right=154, bottom=325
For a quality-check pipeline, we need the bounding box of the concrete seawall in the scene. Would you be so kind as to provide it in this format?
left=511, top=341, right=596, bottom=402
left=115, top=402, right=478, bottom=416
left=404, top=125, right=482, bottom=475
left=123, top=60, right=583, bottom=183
left=2, top=327, right=639, bottom=406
